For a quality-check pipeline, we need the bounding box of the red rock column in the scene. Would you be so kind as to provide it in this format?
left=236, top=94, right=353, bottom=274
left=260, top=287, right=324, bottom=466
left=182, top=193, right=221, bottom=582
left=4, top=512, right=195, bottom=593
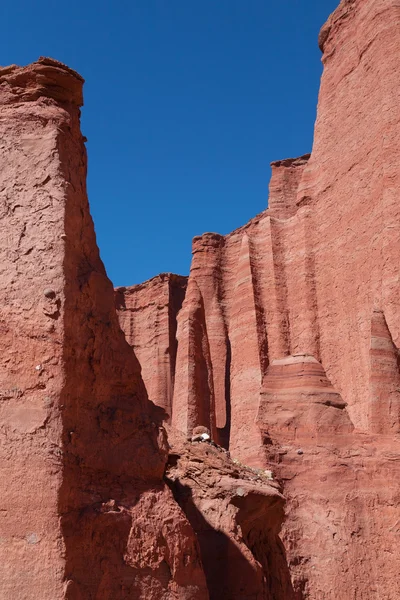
left=0, top=59, right=85, bottom=598
left=228, top=233, right=264, bottom=465
left=190, top=233, right=230, bottom=444
left=172, top=278, right=215, bottom=436
left=263, top=217, right=291, bottom=360
left=0, top=59, right=208, bottom=599
left=281, top=209, right=321, bottom=360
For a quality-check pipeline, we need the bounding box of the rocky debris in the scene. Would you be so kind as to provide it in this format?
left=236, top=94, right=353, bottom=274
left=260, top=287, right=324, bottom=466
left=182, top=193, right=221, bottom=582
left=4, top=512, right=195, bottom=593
left=165, top=428, right=295, bottom=600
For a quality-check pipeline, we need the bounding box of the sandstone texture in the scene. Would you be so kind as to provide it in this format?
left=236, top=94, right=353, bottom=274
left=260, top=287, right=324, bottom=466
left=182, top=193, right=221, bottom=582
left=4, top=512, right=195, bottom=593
left=116, top=0, right=400, bottom=597
left=4, top=0, right=400, bottom=598
left=0, top=58, right=208, bottom=599
left=116, top=273, right=187, bottom=420
left=166, top=428, right=295, bottom=600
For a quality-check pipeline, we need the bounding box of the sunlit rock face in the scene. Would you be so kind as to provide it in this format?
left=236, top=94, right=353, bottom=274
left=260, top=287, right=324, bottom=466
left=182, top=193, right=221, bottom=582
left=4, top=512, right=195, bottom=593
left=2, top=0, right=400, bottom=596
left=117, top=0, right=400, bottom=597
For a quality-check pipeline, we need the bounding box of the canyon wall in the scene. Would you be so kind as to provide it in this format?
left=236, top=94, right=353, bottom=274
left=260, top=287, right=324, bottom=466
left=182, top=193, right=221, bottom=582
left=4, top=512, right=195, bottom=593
left=0, top=59, right=209, bottom=600
left=117, top=0, right=400, bottom=597
left=2, top=0, right=400, bottom=598
left=115, top=273, right=187, bottom=419
left=1, top=58, right=292, bottom=600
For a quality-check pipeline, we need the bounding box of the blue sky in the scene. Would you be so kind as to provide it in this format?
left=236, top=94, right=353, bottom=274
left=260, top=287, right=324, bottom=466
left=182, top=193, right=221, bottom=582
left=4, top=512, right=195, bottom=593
left=2, top=0, right=339, bottom=286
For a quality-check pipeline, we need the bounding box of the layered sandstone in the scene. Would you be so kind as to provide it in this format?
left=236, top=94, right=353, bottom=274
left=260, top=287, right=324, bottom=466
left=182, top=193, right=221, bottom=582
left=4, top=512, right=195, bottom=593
left=4, top=0, right=400, bottom=597
left=116, top=0, right=400, bottom=597
left=0, top=58, right=208, bottom=599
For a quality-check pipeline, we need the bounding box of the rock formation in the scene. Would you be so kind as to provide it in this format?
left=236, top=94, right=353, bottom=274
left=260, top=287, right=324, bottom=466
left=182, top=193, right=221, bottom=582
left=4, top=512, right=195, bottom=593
left=3, top=0, right=400, bottom=598
left=0, top=58, right=209, bottom=599
left=116, top=0, right=400, bottom=597
left=115, top=273, right=187, bottom=420
left=165, top=428, right=295, bottom=600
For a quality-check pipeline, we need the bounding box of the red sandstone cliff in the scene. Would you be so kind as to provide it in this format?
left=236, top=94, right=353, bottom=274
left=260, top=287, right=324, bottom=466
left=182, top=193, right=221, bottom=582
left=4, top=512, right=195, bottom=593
left=116, top=0, right=400, bottom=597
left=3, top=0, right=400, bottom=598
left=0, top=59, right=209, bottom=599
left=0, top=57, right=293, bottom=600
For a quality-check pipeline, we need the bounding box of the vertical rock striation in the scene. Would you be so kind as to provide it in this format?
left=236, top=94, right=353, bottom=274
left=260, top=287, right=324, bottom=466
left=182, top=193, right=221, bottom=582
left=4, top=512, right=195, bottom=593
left=116, top=1, right=400, bottom=597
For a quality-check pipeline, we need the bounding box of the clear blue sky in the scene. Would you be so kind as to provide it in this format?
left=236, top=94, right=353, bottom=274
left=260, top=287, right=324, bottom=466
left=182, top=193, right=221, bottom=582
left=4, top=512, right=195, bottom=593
left=2, top=0, right=338, bottom=286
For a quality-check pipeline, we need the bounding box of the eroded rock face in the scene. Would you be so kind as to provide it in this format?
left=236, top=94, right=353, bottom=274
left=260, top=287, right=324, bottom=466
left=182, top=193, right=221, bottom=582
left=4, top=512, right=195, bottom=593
left=5, top=0, right=400, bottom=596
left=115, top=273, right=187, bottom=420
left=0, top=59, right=208, bottom=599
left=258, top=354, right=353, bottom=440
left=116, top=0, right=400, bottom=597
left=166, top=428, right=295, bottom=600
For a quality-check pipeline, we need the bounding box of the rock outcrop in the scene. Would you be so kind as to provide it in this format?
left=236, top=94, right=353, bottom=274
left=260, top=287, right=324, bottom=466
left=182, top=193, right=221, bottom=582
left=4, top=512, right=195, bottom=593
left=165, top=428, right=295, bottom=600
left=0, top=58, right=208, bottom=599
left=116, top=0, right=400, bottom=597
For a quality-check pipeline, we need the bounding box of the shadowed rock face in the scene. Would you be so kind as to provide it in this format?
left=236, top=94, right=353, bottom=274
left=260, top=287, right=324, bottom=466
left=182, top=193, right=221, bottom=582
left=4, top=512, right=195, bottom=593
left=116, top=0, right=400, bottom=597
